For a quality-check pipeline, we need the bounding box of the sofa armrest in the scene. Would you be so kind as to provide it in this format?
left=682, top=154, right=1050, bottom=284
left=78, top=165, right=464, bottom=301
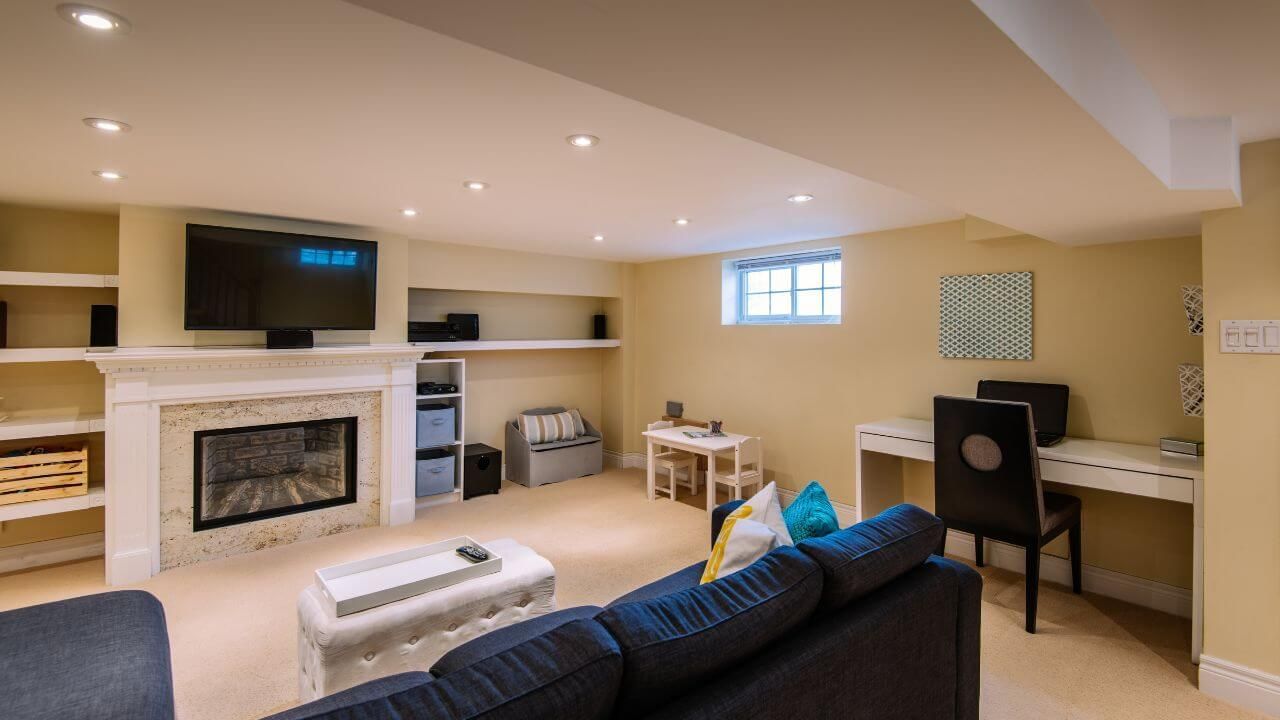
left=711, top=500, right=746, bottom=547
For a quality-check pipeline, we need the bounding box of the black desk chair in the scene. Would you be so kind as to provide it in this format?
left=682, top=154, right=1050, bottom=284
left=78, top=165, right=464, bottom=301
left=933, top=395, right=1082, bottom=633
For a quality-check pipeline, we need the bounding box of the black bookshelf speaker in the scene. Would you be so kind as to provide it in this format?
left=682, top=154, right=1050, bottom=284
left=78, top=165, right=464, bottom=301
left=447, top=313, right=480, bottom=341
left=89, top=304, right=118, bottom=348
left=593, top=314, right=607, bottom=340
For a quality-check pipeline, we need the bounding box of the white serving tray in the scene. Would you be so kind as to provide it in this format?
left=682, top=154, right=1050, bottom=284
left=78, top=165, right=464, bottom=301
left=315, top=536, right=502, bottom=617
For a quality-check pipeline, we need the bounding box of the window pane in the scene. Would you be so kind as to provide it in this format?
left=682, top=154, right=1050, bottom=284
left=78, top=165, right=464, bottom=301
left=770, top=268, right=792, bottom=291
left=823, top=288, right=842, bottom=315
left=746, top=293, right=770, bottom=316
left=770, top=291, right=791, bottom=315
left=746, top=270, right=770, bottom=293
left=796, top=263, right=822, bottom=289
left=823, top=261, right=842, bottom=288
left=796, top=289, right=822, bottom=316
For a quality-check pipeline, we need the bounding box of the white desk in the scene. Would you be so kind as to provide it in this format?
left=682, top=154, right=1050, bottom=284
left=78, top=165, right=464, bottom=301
left=643, top=426, right=751, bottom=513
left=855, top=417, right=1204, bottom=662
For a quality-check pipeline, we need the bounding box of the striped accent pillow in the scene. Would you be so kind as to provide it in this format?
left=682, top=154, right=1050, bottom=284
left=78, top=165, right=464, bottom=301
left=567, top=408, right=587, bottom=436
left=518, top=411, right=579, bottom=444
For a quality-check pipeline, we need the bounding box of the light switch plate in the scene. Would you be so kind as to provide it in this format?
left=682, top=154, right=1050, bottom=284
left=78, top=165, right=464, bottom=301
left=1221, top=320, right=1280, bottom=354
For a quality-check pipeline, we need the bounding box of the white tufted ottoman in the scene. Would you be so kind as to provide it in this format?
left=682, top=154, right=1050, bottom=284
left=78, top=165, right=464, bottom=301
left=296, top=538, right=556, bottom=701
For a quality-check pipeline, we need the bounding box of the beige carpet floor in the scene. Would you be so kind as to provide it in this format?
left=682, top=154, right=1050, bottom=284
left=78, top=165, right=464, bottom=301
left=0, top=468, right=1260, bottom=720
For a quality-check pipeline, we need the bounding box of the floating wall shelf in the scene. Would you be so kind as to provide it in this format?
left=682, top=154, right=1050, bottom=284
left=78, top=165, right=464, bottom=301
left=0, top=271, right=119, bottom=288
left=0, top=413, right=105, bottom=441
left=0, top=347, right=90, bottom=363
left=413, top=339, right=620, bottom=352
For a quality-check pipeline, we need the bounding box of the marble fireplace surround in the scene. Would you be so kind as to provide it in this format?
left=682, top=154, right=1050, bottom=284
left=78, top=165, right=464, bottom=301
left=90, top=345, right=424, bottom=586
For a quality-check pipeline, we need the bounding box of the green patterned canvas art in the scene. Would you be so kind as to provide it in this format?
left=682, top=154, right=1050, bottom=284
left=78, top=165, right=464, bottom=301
left=938, top=271, right=1033, bottom=360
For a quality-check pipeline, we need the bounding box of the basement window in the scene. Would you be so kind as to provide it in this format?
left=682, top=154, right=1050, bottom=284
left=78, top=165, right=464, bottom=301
left=723, top=249, right=842, bottom=325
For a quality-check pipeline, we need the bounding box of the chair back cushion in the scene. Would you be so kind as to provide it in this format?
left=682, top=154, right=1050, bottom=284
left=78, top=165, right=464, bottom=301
left=796, top=503, right=943, bottom=611
left=597, top=545, right=822, bottom=719
left=933, top=395, right=1045, bottom=540
left=303, top=618, right=622, bottom=720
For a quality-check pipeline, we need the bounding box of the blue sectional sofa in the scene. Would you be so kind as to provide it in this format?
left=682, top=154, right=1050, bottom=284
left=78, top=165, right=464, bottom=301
left=0, top=503, right=981, bottom=720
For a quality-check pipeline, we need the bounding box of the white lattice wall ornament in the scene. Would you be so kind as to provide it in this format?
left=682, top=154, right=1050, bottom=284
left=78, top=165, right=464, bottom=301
left=939, top=271, right=1033, bottom=360
left=1179, top=363, right=1204, bottom=417
left=1181, top=285, right=1204, bottom=336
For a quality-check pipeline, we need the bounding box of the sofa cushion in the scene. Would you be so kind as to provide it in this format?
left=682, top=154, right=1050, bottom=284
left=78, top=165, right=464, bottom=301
left=518, top=411, right=579, bottom=444
left=0, top=590, right=174, bottom=720
left=607, top=561, right=704, bottom=607
left=796, top=503, right=944, bottom=611
left=262, top=672, right=433, bottom=720
left=273, top=618, right=622, bottom=720
left=431, top=606, right=603, bottom=676
left=530, top=434, right=601, bottom=452
left=596, top=545, right=822, bottom=720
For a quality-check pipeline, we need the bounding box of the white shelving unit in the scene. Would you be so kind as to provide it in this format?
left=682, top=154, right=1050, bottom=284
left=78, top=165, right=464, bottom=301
left=0, top=347, right=90, bottom=363
left=0, top=413, right=105, bottom=441
left=0, top=485, right=105, bottom=522
left=414, top=357, right=466, bottom=511
left=0, top=271, right=119, bottom=288
left=412, top=339, right=619, bottom=352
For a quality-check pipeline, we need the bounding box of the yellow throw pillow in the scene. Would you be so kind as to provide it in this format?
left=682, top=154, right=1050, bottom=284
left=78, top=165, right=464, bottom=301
left=702, top=482, right=794, bottom=584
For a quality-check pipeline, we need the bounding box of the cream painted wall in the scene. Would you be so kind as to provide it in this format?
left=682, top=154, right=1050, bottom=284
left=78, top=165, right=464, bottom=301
left=407, top=239, right=623, bottom=298
left=117, top=205, right=407, bottom=347
left=408, top=289, right=605, bottom=340
left=0, top=203, right=116, bottom=549
left=633, top=221, right=1202, bottom=588
left=1201, top=139, right=1280, bottom=676
left=429, top=349, right=607, bottom=458
left=601, top=264, right=637, bottom=454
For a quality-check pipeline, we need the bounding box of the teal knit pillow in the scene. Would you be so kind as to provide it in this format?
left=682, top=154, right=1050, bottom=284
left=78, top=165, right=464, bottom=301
left=783, top=481, right=840, bottom=542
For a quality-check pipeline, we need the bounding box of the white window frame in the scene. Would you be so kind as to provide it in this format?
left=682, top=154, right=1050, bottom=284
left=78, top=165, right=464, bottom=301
left=733, top=249, right=842, bottom=325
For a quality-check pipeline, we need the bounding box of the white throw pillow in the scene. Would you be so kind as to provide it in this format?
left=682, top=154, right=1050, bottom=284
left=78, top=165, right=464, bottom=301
left=701, top=482, right=794, bottom=583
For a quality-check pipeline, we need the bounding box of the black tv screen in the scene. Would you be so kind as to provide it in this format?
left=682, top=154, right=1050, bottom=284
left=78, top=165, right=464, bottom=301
left=184, top=224, right=378, bottom=331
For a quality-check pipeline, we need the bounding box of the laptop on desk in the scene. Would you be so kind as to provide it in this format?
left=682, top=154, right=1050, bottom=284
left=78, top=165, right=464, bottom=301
left=976, top=380, right=1070, bottom=447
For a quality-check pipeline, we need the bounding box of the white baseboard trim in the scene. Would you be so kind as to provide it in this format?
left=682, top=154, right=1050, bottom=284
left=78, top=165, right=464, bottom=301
left=0, top=532, right=104, bottom=574
left=943, top=530, right=1192, bottom=618
left=1200, top=655, right=1280, bottom=717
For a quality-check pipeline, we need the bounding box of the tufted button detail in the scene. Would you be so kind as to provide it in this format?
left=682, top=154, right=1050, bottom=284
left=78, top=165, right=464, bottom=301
left=485, top=610, right=496, bottom=619
left=364, top=651, right=375, bottom=662
left=517, top=598, right=530, bottom=608
left=447, top=623, right=458, bottom=631
left=408, top=635, right=418, bottom=645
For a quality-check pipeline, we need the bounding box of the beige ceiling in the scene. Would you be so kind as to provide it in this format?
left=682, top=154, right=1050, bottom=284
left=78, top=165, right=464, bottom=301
left=348, top=0, right=1255, bottom=246
left=0, top=0, right=958, bottom=262
left=1091, top=0, right=1280, bottom=144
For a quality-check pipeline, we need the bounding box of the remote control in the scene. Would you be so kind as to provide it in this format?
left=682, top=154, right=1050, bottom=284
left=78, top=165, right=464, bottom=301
left=456, top=545, right=489, bottom=563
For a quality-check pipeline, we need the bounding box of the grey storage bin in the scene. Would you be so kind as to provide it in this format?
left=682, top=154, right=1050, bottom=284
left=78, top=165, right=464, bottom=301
left=416, top=403, right=456, bottom=448
left=416, top=448, right=455, bottom=496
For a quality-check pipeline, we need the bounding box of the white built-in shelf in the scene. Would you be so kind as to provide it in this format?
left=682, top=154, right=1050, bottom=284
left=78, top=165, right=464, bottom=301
left=414, top=339, right=620, bottom=352
left=0, top=271, right=119, bottom=288
left=0, top=485, right=105, bottom=522
left=415, top=489, right=461, bottom=510
left=416, top=393, right=462, bottom=400
left=417, top=440, right=463, bottom=451
left=0, top=413, right=105, bottom=441
left=0, top=347, right=90, bottom=363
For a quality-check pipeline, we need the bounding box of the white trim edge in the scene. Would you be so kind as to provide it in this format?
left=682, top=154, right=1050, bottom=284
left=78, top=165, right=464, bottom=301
left=1200, top=655, right=1280, bottom=717
left=943, top=530, right=1192, bottom=619
left=0, top=532, right=103, bottom=574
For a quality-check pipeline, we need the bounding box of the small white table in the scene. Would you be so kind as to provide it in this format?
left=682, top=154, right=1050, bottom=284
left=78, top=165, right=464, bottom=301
left=642, top=425, right=752, bottom=512
left=856, top=417, right=1204, bottom=662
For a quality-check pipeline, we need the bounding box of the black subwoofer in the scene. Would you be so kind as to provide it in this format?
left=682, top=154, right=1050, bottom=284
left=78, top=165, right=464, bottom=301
left=463, top=443, right=501, bottom=500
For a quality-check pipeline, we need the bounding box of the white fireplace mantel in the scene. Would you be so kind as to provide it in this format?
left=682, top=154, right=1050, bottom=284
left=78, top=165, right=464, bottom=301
left=88, top=344, right=425, bottom=586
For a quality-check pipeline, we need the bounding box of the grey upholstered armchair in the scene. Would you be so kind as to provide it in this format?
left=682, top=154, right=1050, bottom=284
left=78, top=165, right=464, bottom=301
left=505, top=406, right=603, bottom=487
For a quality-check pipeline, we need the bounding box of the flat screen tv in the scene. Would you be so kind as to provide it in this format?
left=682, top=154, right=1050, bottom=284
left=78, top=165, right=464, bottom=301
left=184, top=224, right=378, bottom=334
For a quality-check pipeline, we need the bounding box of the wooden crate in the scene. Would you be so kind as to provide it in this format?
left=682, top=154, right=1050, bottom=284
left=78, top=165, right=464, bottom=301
left=0, top=443, right=89, bottom=506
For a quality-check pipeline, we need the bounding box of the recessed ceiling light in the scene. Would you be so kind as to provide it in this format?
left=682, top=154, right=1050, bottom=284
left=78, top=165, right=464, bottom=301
left=787, top=194, right=815, bottom=203
left=57, top=4, right=131, bottom=33
left=401, top=208, right=418, bottom=217
left=93, top=169, right=125, bottom=180
left=592, top=234, right=605, bottom=242
left=674, top=218, right=690, bottom=226
left=83, top=117, right=130, bottom=133
left=463, top=180, right=489, bottom=191
left=567, top=134, right=600, bottom=149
